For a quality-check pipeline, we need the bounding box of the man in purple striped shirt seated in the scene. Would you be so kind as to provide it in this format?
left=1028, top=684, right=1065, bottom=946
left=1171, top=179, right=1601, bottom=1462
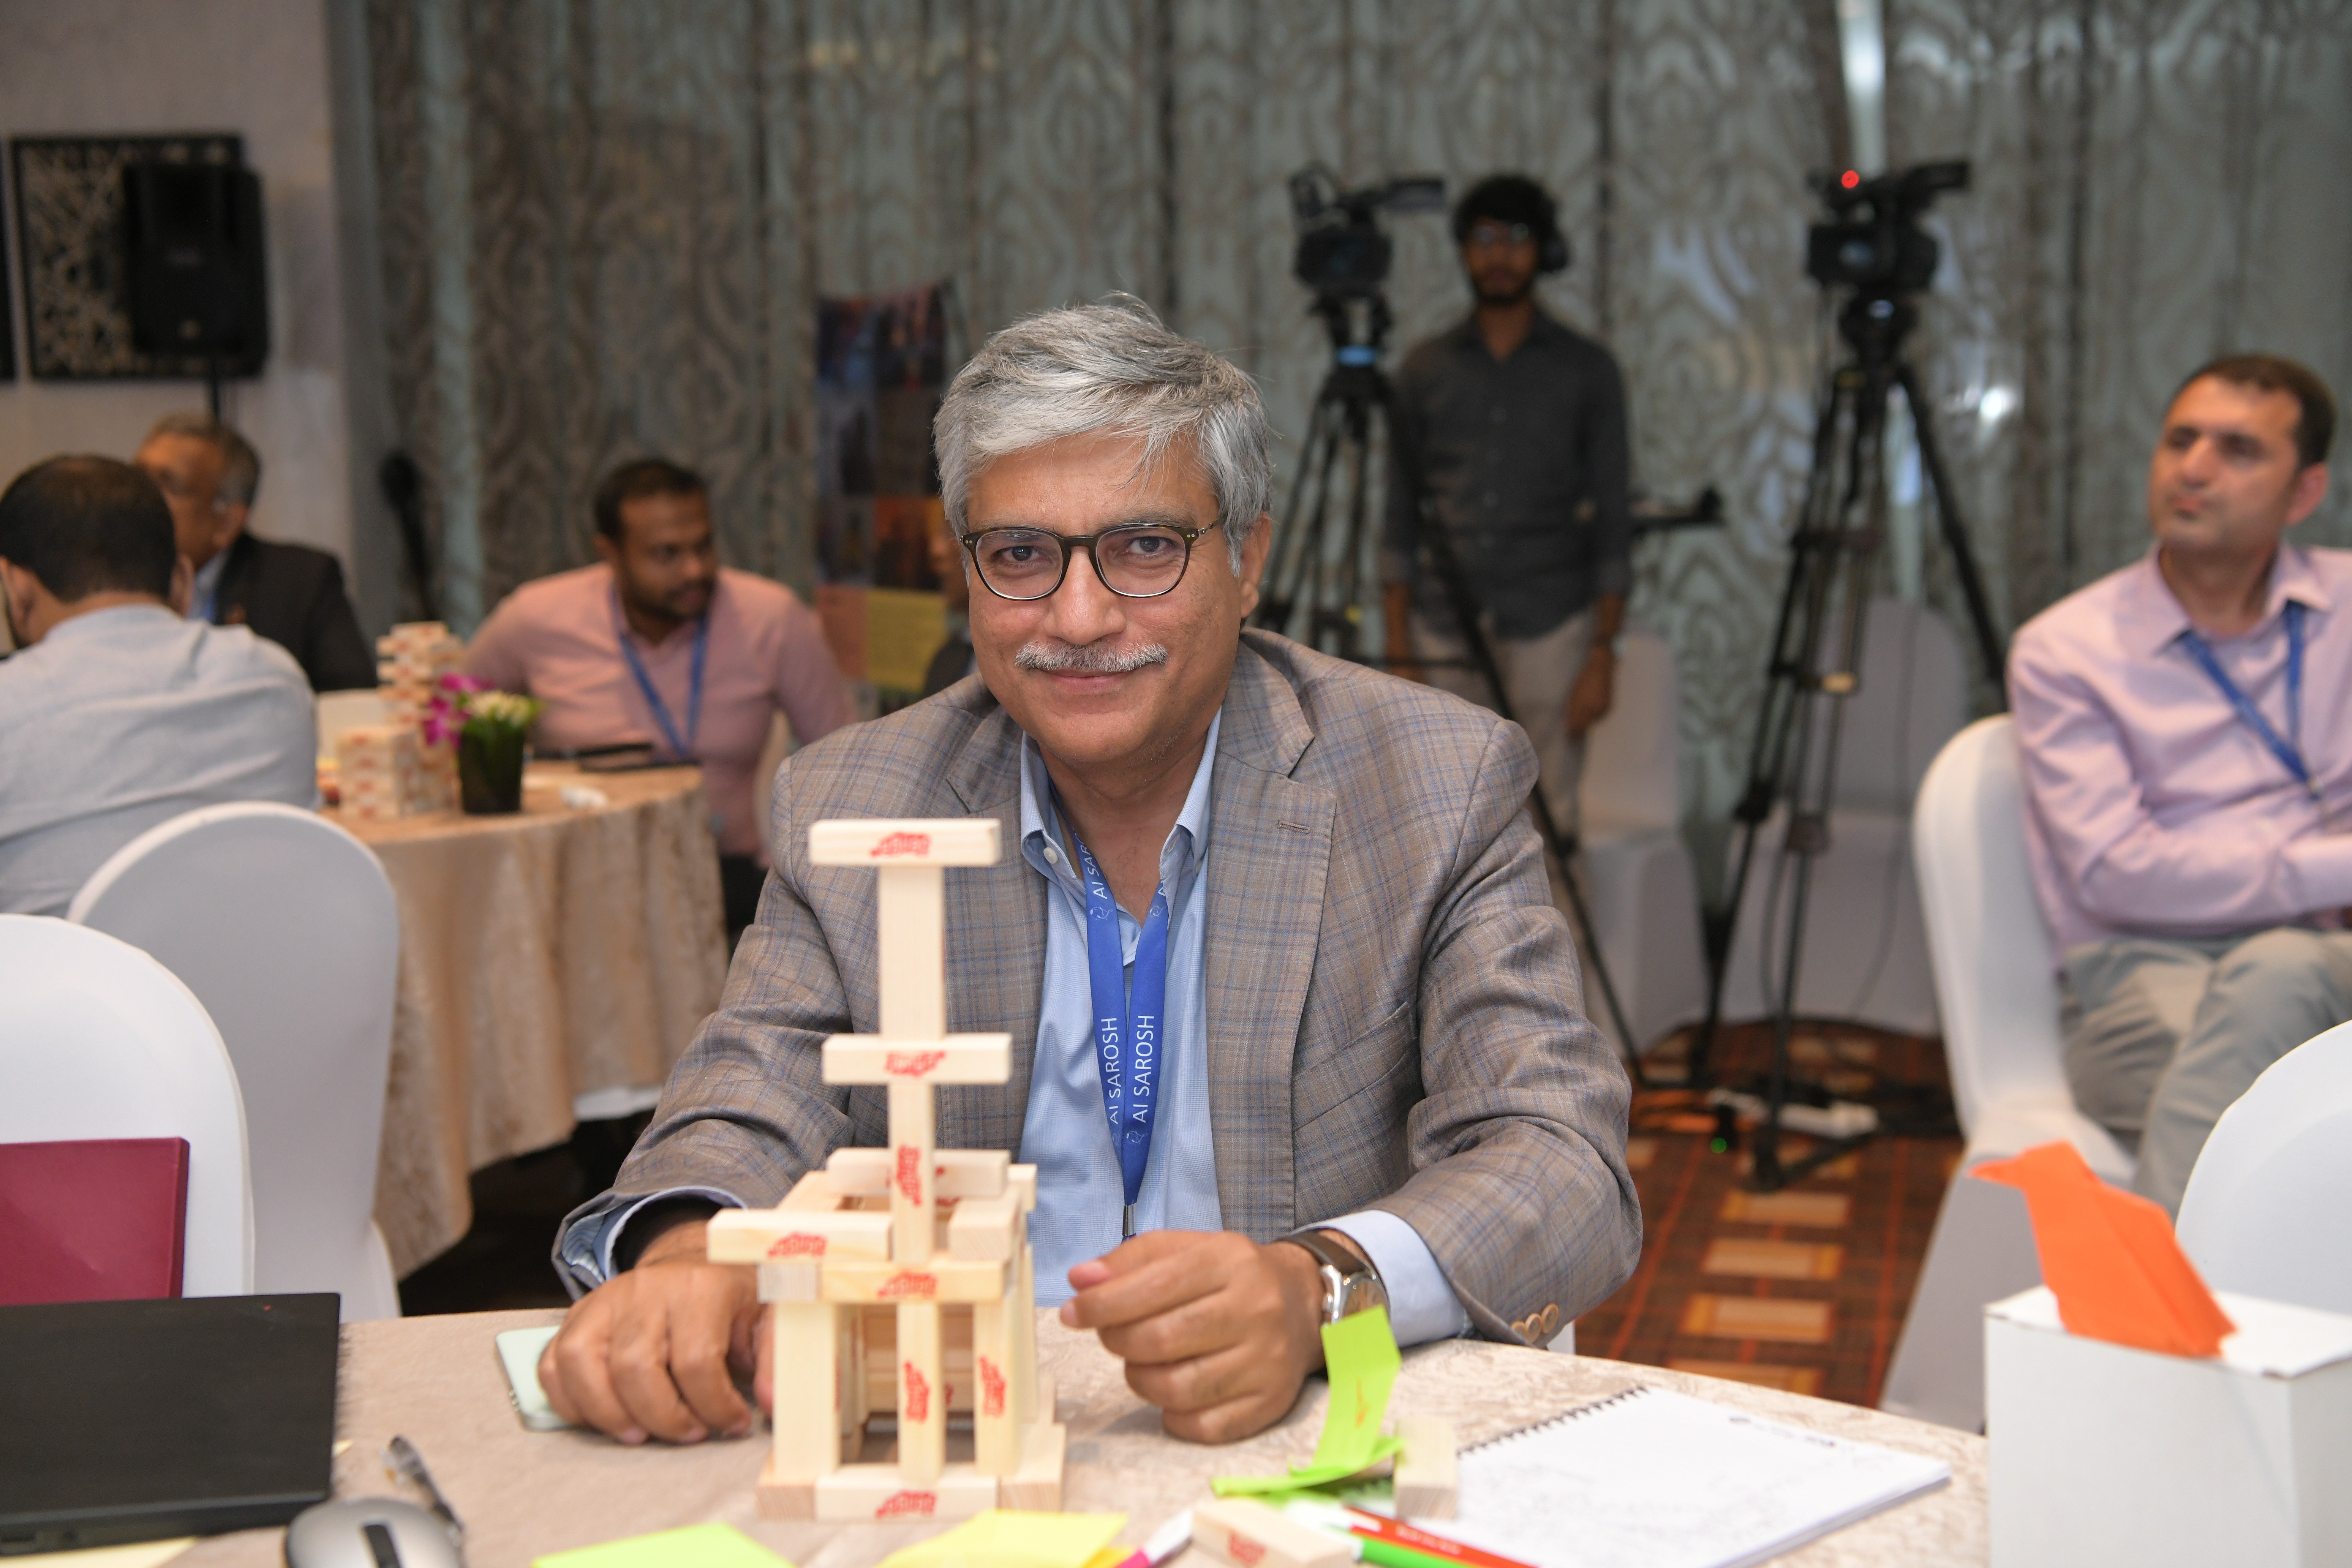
left=2011, top=354, right=2339, bottom=1214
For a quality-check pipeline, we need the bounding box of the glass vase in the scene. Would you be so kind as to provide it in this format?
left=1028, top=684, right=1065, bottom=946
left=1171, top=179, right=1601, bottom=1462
left=458, top=723, right=526, bottom=814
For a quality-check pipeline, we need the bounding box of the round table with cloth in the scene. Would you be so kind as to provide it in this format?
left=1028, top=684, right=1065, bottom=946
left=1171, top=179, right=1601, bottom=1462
left=326, top=764, right=729, bottom=1276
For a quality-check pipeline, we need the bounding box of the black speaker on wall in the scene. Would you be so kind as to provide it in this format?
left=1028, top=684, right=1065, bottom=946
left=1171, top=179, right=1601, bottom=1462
left=122, top=161, right=267, bottom=375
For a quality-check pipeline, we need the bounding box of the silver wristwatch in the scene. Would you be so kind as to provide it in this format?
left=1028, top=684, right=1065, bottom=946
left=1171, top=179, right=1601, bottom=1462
left=1280, top=1228, right=1389, bottom=1326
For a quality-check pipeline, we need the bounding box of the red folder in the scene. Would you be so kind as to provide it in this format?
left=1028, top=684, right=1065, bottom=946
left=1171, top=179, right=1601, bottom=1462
left=0, top=1138, right=190, bottom=1304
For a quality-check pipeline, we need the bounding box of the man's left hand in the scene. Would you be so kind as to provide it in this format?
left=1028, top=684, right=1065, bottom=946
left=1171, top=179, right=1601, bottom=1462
left=1059, top=1230, right=1326, bottom=1442
left=1565, top=644, right=1616, bottom=739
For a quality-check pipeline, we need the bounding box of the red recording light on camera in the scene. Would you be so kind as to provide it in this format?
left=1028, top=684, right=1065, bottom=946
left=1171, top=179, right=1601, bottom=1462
left=1840, top=170, right=1861, bottom=190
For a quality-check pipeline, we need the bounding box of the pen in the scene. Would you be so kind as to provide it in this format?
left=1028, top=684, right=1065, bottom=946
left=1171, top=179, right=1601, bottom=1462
left=1107, top=1507, right=1193, bottom=1568
left=1342, top=1507, right=1536, bottom=1568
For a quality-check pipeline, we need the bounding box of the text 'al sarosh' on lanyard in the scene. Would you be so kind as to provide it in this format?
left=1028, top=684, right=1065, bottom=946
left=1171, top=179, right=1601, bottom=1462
left=1057, top=793, right=1172, bottom=1243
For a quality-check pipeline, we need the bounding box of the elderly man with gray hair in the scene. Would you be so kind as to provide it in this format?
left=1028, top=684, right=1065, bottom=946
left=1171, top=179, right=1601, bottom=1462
left=134, top=412, right=375, bottom=690
left=540, top=298, right=1639, bottom=1447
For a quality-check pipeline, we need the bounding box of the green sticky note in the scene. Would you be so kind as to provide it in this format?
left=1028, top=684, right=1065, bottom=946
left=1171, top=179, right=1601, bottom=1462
left=874, top=1510, right=1127, bottom=1568
left=1310, top=1306, right=1402, bottom=1473
left=1212, top=1304, right=1405, bottom=1497
left=533, top=1524, right=792, bottom=1568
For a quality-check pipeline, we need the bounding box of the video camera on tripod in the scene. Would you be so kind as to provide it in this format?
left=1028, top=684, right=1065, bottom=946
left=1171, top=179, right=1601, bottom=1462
left=1804, top=160, right=1969, bottom=298
left=1688, top=156, right=1993, bottom=1189
left=1283, top=167, right=1445, bottom=365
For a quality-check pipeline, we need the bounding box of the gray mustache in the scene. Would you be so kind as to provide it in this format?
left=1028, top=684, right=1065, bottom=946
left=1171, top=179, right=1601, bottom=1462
left=1012, top=640, right=1170, bottom=673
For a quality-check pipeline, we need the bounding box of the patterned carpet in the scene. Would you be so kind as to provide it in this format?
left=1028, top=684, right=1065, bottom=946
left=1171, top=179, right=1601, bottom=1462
left=1573, top=1024, right=1963, bottom=1408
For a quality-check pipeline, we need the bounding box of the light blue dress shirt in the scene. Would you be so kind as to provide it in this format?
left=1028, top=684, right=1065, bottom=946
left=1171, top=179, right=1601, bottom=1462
left=1012, top=716, right=1467, bottom=1345
left=572, top=710, right=1469, bottom=1346
left=186, top=549, right=229, bottom=623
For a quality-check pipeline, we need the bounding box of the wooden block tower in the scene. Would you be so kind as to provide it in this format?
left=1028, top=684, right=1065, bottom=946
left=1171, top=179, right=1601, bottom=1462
left=707, top=818, right=1064, bottom=1522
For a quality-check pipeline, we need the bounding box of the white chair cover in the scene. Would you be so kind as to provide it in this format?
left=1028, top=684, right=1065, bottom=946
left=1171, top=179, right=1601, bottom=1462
left=1879, top=716, right=2134, bottom=1431
left=70, top=803, right=402, bottom=1320
left=2177, top=1020, right=2352, bottom=1315
left=1716, top=599, right=1966, bottom=1035
left=0, top=914, right=254, bottom=1296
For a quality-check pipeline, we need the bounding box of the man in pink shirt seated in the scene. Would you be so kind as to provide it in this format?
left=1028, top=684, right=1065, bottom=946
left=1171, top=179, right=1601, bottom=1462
left=2012, top=354, right=2339, bottom=1214
left=466, top=458, right=855, bottom=934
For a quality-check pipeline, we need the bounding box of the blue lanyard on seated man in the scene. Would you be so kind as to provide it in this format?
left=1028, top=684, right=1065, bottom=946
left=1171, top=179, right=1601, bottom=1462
left=2178, top=601, right=2326, bottom=824
left=611, top=589, right=710, bottom=760
left=1060, top=805, right=1173, bottom=1242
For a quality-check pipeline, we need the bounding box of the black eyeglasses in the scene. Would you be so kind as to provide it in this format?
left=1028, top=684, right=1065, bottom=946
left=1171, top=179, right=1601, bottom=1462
left=1465, top=222, right=1535, bottom=250
left=959, top=521, right=1225, bottom=601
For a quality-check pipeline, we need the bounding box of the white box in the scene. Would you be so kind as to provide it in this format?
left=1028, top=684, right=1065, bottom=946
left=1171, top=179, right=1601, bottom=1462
left=1987, top=1285, right=2352, bottom=1566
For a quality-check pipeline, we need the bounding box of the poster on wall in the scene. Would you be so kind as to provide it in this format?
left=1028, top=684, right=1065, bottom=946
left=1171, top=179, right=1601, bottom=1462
left=814, top=283, right=953, bottom=703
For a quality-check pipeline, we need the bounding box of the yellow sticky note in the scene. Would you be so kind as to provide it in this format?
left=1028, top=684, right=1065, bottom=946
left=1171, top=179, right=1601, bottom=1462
left=533, top=1523, right=792, bottom=1568
left=1310, top=1305, right=1401, bottom=1472
left=875, top=1510, right=1126, bottom=1568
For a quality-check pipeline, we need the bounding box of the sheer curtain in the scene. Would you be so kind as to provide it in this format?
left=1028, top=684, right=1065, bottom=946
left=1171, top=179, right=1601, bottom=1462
left=365, top=0, right=2352, bottom=824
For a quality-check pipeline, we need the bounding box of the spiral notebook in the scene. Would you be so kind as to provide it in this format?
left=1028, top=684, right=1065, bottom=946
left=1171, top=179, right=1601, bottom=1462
left=1430, top=1384, right=1951, bottom=1568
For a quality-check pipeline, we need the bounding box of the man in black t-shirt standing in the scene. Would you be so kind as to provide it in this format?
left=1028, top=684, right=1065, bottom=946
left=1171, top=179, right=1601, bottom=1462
left=1383, top=174, right=1632, bottom=841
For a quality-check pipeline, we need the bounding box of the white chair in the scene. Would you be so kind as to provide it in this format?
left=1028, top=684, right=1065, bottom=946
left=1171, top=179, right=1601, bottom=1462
left=2177, top=1020, right=2352, bottom=1314
left=1717, top=599, right=1966, bottom=1035
left=1877, top=716, right=2135, bottom=1430
left=1577, top=625, right=1709, bottom=1054
left=0, top=915, right=254, bottom=1296
left=70, top=804, right=403, bottom=1320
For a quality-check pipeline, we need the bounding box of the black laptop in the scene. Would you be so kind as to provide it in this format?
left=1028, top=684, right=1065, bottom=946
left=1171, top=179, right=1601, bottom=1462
left=0, top=1294, right=339, bottom=1554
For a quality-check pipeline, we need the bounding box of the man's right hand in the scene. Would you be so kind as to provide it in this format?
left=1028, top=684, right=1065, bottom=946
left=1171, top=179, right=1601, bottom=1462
left=537, top=1219, right=765, bottom=1445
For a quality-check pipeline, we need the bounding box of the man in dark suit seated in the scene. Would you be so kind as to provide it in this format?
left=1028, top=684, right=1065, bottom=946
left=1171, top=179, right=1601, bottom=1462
left=538, top=298, right=1639, bottom=1448
left=134, top=413, right=376, bottom=691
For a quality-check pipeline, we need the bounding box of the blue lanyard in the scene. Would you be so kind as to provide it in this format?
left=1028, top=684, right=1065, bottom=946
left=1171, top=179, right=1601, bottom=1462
left=1061, top=805, right=1173, bottom=1241
left=612, top=591, right=708, bottom=759
left=2178, top=601, right=2315, bottom=799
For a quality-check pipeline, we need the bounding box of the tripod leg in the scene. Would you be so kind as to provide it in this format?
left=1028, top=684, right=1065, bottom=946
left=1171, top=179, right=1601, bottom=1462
left=1896, top=364, right=2006, bottom=693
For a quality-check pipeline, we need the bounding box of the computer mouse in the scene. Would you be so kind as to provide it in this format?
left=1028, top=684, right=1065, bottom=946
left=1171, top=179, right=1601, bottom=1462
left=284, top=1497, right=464, bottom=1568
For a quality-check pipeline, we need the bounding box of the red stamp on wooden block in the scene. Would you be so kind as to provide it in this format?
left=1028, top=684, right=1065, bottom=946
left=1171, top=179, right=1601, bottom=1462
left=902, top=1360, right=931, bottom=1420
left=1227, top=1533, right=1266, bottom=1566
left=979, top=1355, right=1007, bottom=1418
left=895, top=1144, right=924, bottom=1203
left=875, top=1490, right=937, bottom=1517
left=878, top=1270, right=939, bottom=1300
left=884, top=1050, right=947, bottom=1078
left=765, top=1233, right=825, bottom=1258
left=870, top=831, right=932, bottom=858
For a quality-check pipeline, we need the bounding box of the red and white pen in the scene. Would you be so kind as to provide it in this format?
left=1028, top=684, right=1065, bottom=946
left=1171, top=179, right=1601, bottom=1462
left=1106, top=1508, right=1194, bottom=1568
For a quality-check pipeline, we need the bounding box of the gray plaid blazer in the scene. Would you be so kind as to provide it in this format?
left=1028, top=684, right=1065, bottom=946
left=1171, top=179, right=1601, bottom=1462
left=567, top=630, right=1639, bottom=1343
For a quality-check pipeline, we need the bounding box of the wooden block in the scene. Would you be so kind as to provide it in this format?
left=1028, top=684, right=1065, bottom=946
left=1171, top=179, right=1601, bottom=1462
left=970, top=1296, right=1018, bottom=1475
left=827, top=1147, right=1009, bottom=1199
left=758, top=1262, right=818, bottom=1302
left=820, top=1258, right=1006, bottom=1304
left=876, top=862, right=945, bottom=1040
left=995, top=1418, right=1065, bottom=1513
left=707, top=1205, right=892, bottom=1264
left=1008, top=1163, right=1037, bottom=1212
left=753, top=1451, right=816, bottom=1521
left=812, top=1461, right=998, bottom=1522
left=807, top=818, right=1001, bottom=866
left=1392, top=1415, right=1458, bottom=1520
left=885, top=1080, right=935, bottom=1263
left=947, top=1194, right=1020, bottom=1261
left=1193, top=1498, right=1351, bottom=1568
left=781, top=1169, right=842, bottom=1210
left=1013, top=1242, right=1040, bottom=1424
left=838, top=1306, right=868, bottom=1455
left=895, top=1301, right=944, bottom=1483
left=767, top=1301, right=841, bottom=1486
left=820, top=1034, right=1014, bottom=1087
left=1035, top=1370, right=1056, bottom=1425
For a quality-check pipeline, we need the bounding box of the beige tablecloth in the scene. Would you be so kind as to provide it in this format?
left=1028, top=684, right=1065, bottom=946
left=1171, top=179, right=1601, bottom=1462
left=327, top=766, right=729, bottom=1274
left=172, top=1309, right=1986, bottom=1568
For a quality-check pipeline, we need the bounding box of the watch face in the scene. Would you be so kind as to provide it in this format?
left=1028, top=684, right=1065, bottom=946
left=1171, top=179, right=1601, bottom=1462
left=1341, top=1273, right=1390, bottom=1319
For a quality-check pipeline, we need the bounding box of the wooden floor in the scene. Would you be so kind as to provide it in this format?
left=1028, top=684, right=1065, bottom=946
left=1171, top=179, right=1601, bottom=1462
left=1574, top=1023, right=1963, bottom=1406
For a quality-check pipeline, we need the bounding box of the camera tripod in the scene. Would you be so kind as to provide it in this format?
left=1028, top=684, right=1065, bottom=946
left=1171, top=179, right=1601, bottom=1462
left=1254, top=295, right=1645, bottom=1079
left=1686, top=289, right=2001, bottom=1189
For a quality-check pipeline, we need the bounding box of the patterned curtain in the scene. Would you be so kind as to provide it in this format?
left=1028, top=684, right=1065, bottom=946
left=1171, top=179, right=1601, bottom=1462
left=365, top=0, right=2352, bottom=837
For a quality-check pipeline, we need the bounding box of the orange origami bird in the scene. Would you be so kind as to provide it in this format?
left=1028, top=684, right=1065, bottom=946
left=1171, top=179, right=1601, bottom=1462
left=1972, top=1140, right=2237, bottom=1358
